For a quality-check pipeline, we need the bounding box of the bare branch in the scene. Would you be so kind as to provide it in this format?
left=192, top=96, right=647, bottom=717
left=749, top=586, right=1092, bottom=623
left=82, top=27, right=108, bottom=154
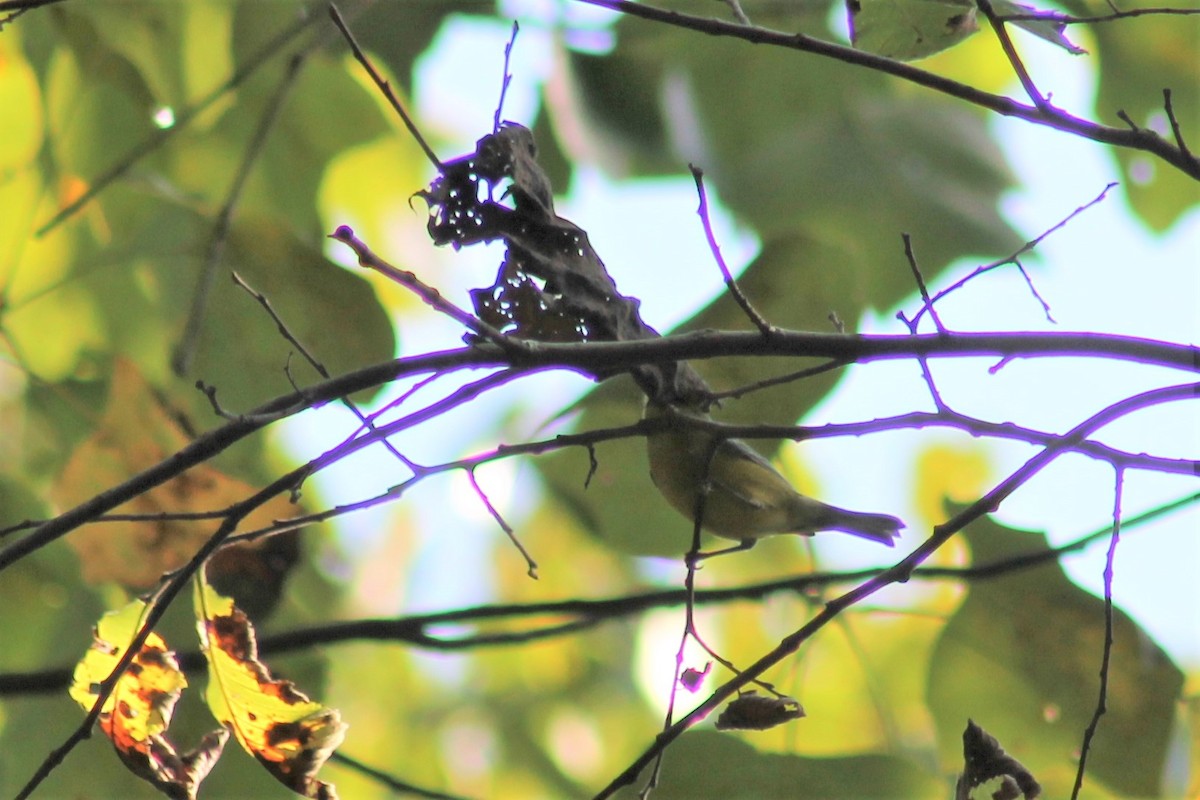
left=328, top=3, right=443, bottom=170
left=1071, top=467, right=1125, bottom=800
left=690, top=165, right=774, bottom=336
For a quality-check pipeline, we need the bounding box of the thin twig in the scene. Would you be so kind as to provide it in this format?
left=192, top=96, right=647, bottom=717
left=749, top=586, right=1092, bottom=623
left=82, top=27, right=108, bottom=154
left=329, top=225, right=527, bottom=356
left=1070, top=467, right=1124, bottom=800
left=330, top=752, right=474, bottom=800
left=911, top=183, right=1114, bottom=329
left=901, top=233, right=946, bottom=334
left=468, top=467, right=538, bottom=578
left=1013, top=260, right=1056, bottom=323
left=719, top=0, right=750, bottom=25
left=709, top=359, right=849, bottom=401
left=690, top=165, right=773, bottom=336
left=493, top=21, right=520, bottom=134
left=1163, top=89, right=1194, bottom=163
left=998, top=6, right=1200, bottom=24
left=898, top=235, right=951, bottom=412
left=976, top=0, right=1049, bottom=111
left=230, top=271, right=419, bottom=472
left=328, top=3, right=443, bottom=170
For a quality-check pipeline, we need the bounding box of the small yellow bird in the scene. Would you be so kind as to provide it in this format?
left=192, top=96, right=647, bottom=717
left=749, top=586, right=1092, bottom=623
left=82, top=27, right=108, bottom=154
left=645, top=401, right=903, bottom=557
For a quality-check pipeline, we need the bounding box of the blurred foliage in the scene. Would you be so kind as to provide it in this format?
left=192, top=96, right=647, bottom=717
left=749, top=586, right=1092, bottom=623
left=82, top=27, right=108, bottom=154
left=0, top=1, right=1194, bottom=799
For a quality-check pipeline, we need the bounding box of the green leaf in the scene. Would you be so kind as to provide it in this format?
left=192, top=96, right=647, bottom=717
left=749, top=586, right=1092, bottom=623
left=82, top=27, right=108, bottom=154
left=1085, top=6, right=1200, bottom=229
left=570, top=22, right=1022, bottom=282
left=166, top=212, right=396, bottom=412
left=62, top=1, right=187, bottom=109
left=849, top=0, right=980, bottom=61
left=614, top=730, right=943, bottom=798
left=927, top=514, right=1183, bottom=797
left=993, top=1, right=1086, bottom=55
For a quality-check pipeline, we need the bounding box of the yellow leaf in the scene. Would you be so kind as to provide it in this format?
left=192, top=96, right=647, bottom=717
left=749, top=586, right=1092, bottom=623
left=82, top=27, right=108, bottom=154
left=70, top=599, right=229, bottom=799
left=195, top=575, right=346, bottom=800
left=914, top=442, right=991, bottom=526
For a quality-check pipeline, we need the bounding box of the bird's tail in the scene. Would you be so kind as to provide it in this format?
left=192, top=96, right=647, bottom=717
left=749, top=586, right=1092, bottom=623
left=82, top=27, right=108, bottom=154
left=822, top=506, right=905, bottom=545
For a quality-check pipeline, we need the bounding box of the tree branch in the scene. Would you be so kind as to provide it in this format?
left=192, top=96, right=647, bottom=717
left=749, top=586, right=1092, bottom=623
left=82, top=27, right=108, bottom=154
left=573, top=0, right=1200, bottom=180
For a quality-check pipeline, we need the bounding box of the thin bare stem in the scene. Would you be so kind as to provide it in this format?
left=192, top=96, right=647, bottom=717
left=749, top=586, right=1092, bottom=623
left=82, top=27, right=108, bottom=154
left=690, top=165, right=773, bottom=336
left=329, top=225, right=526, bottom=355
left=898, top=234, right=951, bottom=412
left=329, top=752, right=473, bottom=800
left=1163, top=89, right=1194, bottom=163
left=709, top=359, right=848, bottom=401
left=468, top=467, right=538, bottom=578
left=328, top=3, right=443, bottom=170
left=976, top=0, right=1048, bottom=111
left=911, top=183, right=1114, bottom=328
left=230, top=271, right=419, bottom=471
left=998, top=6, right=1200, bottom=24
left=1070, top=467, right=1124, bottom=799
left=493, top=21, right=520, bottom=134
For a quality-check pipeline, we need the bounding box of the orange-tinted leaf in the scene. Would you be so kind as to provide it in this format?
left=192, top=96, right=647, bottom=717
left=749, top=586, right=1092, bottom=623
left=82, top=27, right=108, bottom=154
left=69, top=599, right=230, bottom=799
left=195, top=576, right=346, bottom=800
left=54, top=358, right=298, bottom=594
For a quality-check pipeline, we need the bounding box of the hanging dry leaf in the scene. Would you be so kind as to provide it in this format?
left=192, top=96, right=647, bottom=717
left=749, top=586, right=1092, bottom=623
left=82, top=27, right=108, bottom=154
left=194, top=575, right=346, bottom=800
left=714, top=691, right=806, bottom=731
left=70, top=599, right=229, bottom=799
left=54, top=358, right=298, bottom=601
left=679, top=662, right=712, bottom=693
left=955, top=719, right=1041, bottom=800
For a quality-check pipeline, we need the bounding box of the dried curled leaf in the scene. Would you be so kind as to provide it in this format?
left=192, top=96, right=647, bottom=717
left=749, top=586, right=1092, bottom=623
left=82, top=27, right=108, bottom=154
left=417, top=123, right=711, bottom=406
left=955, top=719, right=1041, bottom=800
left=194, top=576, right=346, bottom=800
left=714, top=691, right=806, bottom=731
left=70, top=599, right=228, bottom=799
left=680, top=662, right=712, bottom=693
left=54, top=359, right=299, bottom=610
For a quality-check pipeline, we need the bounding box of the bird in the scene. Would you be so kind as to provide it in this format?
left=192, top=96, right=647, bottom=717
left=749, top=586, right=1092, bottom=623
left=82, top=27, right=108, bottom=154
left=644, top=400, right=904, bottom=558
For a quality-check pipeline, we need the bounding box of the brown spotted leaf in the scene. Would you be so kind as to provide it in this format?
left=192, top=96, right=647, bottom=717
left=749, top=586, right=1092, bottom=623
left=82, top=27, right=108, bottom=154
left=194, top=574, right=346, bottom=800
left=69, top=599, right=229, bottom=799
